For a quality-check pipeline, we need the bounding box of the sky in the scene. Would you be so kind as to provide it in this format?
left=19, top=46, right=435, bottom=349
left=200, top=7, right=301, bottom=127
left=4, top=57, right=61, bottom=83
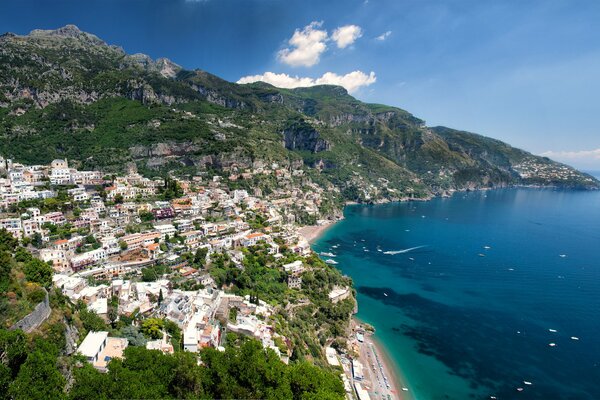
left=1, top=0, right=600, bottom=170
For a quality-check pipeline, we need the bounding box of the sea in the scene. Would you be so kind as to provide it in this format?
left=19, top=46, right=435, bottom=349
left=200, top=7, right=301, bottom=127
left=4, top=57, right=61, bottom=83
left=313, top=186, right=600, bottom=400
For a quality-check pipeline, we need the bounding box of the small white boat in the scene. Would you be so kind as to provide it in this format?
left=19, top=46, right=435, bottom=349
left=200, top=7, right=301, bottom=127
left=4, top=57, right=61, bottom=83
left=402, top=387, right=409, bottom=391
left=517, top=387, right=524, bottom=392
left=325, top=259, right=338, bottom=265
left=571, top=336, right=579, bottom=340
left=549, top=343, right=556, bottom=347
left=548, top=329, right=557, bottom=333
left=484, top=245, right=491, bottom=249
left=559, top=254, right=567, bottom=258
left=409, top=257, right=414, bottom=261
left=524, top=381, right=532, bottom=385
left=383, top=292, right=388, bottom=297
left=320, top=252, right=336, bottom=257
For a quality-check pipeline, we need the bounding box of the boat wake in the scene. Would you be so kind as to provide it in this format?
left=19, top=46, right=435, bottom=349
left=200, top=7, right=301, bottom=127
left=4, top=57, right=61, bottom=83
left=383, top=245, right=427, bottom=255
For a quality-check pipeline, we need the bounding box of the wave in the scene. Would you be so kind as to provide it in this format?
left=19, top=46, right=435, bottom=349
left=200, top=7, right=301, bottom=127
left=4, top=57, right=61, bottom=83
left=383, top=245, right=427, bottom=255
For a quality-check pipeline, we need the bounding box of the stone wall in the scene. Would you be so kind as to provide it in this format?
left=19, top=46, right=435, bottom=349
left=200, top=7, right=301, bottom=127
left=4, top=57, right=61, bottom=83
left=10, top=289, right=51, bottom=333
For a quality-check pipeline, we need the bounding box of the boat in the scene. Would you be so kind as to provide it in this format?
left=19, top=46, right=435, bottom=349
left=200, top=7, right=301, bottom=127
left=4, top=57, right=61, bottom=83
left=325, top=259, right=338, bottom=265
left=549, top=343, right=556, bottom=347
left=524, top=381, right=532, bottom=385
left=478, top=253, right=486, bottom=257
left=548, top=329, right=557, bottom=333
left=559, top=254, right=567, bottom=258
left=402, top=387, right=409, bottom=391
left=484, top=245, right=491, bottom=249
left=383, top=293, right=388, bottom=297
left=571, top=336, right=580, bottom=340
left=320, top=252, right=336, bottom=257
left=408, top=257, right=414, bottom=261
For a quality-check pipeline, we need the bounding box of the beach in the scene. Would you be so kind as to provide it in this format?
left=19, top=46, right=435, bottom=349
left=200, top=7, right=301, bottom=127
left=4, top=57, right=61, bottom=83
left=350, top=319, right=415, bottom=400
left=298, top=221, right=335, bottom=243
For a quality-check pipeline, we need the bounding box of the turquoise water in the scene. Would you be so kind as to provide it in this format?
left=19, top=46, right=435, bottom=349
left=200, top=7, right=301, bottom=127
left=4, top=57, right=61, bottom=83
left=313, top=188, right=600, bottom=399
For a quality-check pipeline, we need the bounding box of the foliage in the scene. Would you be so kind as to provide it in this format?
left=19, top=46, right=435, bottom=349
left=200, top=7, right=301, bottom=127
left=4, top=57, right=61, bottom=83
left=78, top=308, right=107, bottom=333
left=23, top=259, right=53, bottom=287
left=68, top=339, right=344, bottom=400
left=141, top=318, right=164, bottom=340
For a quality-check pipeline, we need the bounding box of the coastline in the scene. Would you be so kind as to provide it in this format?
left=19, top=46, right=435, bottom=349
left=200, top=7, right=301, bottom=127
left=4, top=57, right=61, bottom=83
left=352, top=317, right=415, bottom=400
left=306, top=216, right=415, bottom=400
left=298, top=220, right=336, bottom=244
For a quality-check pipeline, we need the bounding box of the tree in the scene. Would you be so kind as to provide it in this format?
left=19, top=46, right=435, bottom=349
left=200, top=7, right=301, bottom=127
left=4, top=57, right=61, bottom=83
left=0, top=229, right=17, bottom=253
left=139, top=211, right=154, bottom=222
left=158, top=289, right=164, bottom=306
left=14, top=247, right=32, bottom=263
left=0, top=329, right=28, bottom=377
left=119, top=241, right=128, bottom=251
left=31, top=232, right=43, bottom=249
left=141, top=318, right=164, bottom=340
left=193, top=247, right=208, bottom=268
left=24, top=259, right=53, bottom=287
left=9, top=350, right=66, bottom=400
left=113, top=194, right=124, bottom=204
left=79, top=308, right=107, bottom=333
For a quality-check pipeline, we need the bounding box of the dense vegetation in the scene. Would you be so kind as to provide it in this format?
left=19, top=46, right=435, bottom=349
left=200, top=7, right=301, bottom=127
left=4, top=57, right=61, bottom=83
left=0, top=327, right=344, bottom=400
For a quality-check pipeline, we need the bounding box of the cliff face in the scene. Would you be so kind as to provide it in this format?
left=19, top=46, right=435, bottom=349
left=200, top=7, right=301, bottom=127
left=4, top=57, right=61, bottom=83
left=0, top=25, right=598, bottom=198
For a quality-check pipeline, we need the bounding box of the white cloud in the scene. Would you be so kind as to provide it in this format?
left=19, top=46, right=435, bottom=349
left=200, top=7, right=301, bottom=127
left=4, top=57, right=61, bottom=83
left=278, top=21, right=328, bottom=67
left=541, top=148, right=600, bottom=161
left=376, top=30, right=392, bottom=41
left=237, top=70, right=377, bottom=93
left=331, top=25, right=363, bottom=49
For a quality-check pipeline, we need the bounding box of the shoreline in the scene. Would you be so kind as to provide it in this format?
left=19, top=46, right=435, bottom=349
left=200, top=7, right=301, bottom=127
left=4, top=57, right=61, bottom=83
left=298, top=220, right=336, bottom=243
left=352, top=317, right=415, bottom=400
left=306, top=217, right=416, bottom=400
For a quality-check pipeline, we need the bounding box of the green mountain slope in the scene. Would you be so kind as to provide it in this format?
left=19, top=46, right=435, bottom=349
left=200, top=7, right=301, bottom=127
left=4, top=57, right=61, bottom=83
left=1, top=25, right=597, bottom=201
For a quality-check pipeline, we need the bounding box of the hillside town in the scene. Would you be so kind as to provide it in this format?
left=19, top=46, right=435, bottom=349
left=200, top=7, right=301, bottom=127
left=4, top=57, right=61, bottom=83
left=0, top=156, right=379, bottom=397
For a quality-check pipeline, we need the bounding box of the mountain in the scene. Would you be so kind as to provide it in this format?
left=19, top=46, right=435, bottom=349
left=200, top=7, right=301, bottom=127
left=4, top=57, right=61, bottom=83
left=1, top=25, right=597, bottom=203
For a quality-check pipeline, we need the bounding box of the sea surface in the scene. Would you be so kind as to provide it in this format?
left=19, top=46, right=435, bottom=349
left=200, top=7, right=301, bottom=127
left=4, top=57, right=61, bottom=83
left=313, top=188, right=600, bottom=399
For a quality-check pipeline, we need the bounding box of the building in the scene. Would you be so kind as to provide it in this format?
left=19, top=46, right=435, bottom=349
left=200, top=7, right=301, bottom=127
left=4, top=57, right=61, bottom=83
left=328, top=286, right=351, bottom=304
left=77, top=331, right=109, bottom=364
left=77, top=331, right=128, bottom=371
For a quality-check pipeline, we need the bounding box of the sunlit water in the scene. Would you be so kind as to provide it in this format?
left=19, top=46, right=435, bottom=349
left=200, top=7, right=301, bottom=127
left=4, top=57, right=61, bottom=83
left=314, top=188, right=600, bottom=399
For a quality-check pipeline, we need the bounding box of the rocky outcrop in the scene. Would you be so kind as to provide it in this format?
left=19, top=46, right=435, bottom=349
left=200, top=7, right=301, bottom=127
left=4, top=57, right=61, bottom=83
left=282, top=120, right=330, bottom=153
left=191, top=84, right=247, bottom=109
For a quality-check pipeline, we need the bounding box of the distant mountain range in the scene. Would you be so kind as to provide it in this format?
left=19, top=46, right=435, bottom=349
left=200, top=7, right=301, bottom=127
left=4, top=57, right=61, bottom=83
left=1, top=25, right=597, bottom=202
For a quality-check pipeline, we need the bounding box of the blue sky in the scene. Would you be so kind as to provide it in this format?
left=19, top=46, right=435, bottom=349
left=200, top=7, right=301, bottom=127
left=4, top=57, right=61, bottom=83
left=2, top=0, right=600, bottom=169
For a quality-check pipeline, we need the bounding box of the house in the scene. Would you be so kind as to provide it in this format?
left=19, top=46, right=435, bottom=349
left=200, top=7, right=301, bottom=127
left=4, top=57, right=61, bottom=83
left=154, top=224, right=177, bottom=240
left=77, top=331, right=128, bottom=371
left=39, top=249, right=70, bottom=271
left=328, top=286, right=351, bottom=304
left=77, top=331, right=108, bottom=364
left=241, top=232, right=266, bottom=247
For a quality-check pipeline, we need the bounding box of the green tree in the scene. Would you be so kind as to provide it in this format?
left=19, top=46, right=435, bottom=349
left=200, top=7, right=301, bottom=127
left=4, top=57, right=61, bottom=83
left=141, top=318, right=164, bottom=340
left=158, top=289, right=164, bottom=306
left=9, top=350, right=66, bottom=400
left=79, top=308, right=107, bottom=333
left=24, top=259, right=53, bottom=287
left=14, top=247, right=33, bottom=263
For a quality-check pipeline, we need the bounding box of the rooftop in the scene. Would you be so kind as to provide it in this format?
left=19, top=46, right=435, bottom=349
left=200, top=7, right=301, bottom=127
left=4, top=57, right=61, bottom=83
left=77, top=331, right=108, bottom=358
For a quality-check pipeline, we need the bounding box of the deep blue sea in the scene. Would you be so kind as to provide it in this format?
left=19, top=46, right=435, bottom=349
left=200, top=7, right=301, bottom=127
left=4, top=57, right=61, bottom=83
left=313, top=188, right=600, bottom=400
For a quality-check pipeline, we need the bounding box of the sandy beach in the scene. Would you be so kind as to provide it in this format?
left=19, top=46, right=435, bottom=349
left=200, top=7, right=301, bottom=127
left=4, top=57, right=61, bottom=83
left=298, top=221, right=335, bottom=243
left=370, top=333, right=415, bottom=400
left=349, top=319, right=415, bottom=400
